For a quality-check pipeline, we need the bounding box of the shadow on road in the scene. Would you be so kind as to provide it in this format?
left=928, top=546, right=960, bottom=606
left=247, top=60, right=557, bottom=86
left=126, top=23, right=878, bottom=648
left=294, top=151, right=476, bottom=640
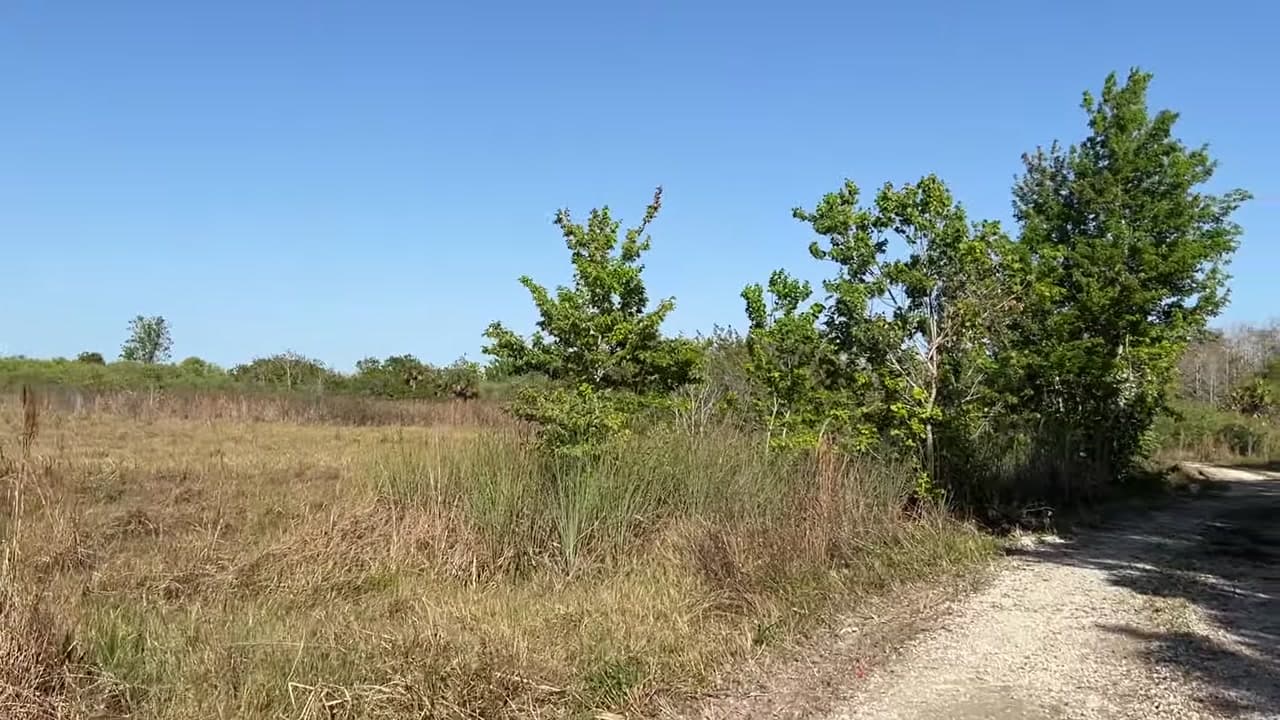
left=1226, top=459, right=1280, bottom=474
left=1009, top=479, right=1280, bottom=716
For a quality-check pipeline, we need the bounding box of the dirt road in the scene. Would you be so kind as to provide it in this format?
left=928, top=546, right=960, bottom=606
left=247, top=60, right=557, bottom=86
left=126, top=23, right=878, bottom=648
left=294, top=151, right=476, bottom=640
left=825, top=464, right=1280, bottom=720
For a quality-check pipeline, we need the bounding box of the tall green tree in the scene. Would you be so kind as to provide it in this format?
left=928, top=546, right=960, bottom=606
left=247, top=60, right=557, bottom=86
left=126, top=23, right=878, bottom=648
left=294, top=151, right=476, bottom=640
left=1011, top=69, right=1250, bottom=471
left=120, top=315, right=173, bottom=364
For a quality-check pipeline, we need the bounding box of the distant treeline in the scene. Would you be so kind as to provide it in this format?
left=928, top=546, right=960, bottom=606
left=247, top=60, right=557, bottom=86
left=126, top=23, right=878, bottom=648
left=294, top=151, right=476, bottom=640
left=1157, top=323, right=1280, bottom=461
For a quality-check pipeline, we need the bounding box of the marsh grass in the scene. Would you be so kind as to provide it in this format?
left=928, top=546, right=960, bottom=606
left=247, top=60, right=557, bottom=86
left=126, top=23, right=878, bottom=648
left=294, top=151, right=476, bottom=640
left=0, top=400, right=994, bottom=718
left=7, top=386, right=511, bottom=428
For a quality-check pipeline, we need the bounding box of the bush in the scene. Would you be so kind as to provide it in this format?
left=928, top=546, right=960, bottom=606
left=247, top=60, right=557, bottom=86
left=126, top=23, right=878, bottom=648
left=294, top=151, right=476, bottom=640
left=1153, top=399, right=1277, bottom=462
left=509, top=385, right=646, bottom=454
left=0, top=357, right=237, bottom=392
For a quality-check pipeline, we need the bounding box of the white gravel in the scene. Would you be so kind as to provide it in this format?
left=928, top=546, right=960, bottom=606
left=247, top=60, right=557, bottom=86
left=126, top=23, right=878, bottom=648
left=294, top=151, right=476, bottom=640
left=825, top=464, right=1280, bottom=720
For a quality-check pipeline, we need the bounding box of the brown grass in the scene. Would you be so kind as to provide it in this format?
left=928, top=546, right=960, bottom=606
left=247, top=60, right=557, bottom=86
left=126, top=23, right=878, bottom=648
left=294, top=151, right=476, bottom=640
left=11, top=387, right=512, bottom=428
left=0, top=394, right=994, bottom=719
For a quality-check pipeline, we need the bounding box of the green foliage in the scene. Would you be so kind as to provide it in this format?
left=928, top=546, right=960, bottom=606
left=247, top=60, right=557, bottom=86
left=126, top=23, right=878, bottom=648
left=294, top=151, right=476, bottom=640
left=697, top=326, right=752, bottom=405
left=725, top=70, right=1249, bottom=507
left=1217, top=421, right=1271, bottom=457
left=511, top=384, right=646, bottom=454
left=1010, top=68, right=1249, bottom=475
left=231, top=352, right=339, bottom=391
left=484, top=188, right=699, bottom=395
left=178, top=356, right=225, bottom=377
left=1229, top=378, right=1274, bottom=417
left=0, top=352, right=489, bottom=404
left=0, top=356, right=235, bottom=392
left=745, top=175, right=1018, bottom=488
left=740, top=270, right=843, bottom=448
left=477, top=370, right=551, bottom=402
left=76, top=351, right=105, bottom=364
left=120, top=315, right=173, bottom=364
left=1154, top=399, right=1276, bottom=462
left=484, top=189, right=701, bottom=447
left=349, top=354, right=483, bottom=400
left=440, top=357, right=482, bottom=400
left=806, top=176, right=1017, bottom=471
left=351, top=354, right=434, bottom=398
left=1225, top=355, right=1280, bottom=419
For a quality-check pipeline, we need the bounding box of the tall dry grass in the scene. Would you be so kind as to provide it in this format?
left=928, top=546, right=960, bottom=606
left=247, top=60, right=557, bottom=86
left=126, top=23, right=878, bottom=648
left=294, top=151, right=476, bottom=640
left=0, top=397, right=993, bottom=719
left=9, top=386, right=512, bottom=428
left=371, top=429, right=947, bottom=582
left=2, top=388, right=81, bottom=720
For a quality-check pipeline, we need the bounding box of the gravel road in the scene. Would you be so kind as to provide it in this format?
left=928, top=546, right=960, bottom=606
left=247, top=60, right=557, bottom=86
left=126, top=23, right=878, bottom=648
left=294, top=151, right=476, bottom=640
left=825, top=463, right=1280, bottom=720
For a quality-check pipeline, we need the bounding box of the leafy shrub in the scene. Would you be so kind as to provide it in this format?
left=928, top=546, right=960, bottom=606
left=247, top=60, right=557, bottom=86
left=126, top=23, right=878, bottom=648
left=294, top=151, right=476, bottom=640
left=1229, top=378, right=1274, bottom=417
left=484, top=189, right=701, bottom=449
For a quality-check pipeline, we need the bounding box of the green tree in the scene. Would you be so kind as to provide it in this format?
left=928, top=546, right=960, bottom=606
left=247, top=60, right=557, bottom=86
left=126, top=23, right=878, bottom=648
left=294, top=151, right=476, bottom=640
left=1011, top=69, right=1250, bottom=473
left=1229, top=378, right=1273, bottom=417
left=352, top=357, right=396, bottom=397
left=120, top=315, right=173, bottom=364
left=741, top=270, right=840, bottom=447
left=76, top=351, right=105, bottom=364
left=484, top=188, right=698, bottom=394
left=484, top=188, right=701, bottom=446
left=231, top=352, right=335, bottom=391
left=795, top=176, right=1018, bottom=488
left=441, top=357, right=482, bottom=400
left=381, top=354, right=434, bottom=396
left=350, top=354, right=470, bottom=399
left=179, top=356, right=224, bottom=377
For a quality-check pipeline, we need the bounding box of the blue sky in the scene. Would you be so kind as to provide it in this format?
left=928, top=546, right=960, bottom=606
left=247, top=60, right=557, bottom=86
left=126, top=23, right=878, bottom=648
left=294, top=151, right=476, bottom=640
left=2, top=1, right=1276, bottom=370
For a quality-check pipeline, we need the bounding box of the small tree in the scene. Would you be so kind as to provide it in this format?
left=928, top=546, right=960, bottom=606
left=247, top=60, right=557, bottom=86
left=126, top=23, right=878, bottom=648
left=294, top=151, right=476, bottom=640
left=441, top=357, right=482, bottom=400
left=741, top=270, right=842, bottom=447
left=1229, top=378, right=1273, bottom=418
left=484, top=188, right=700, bottom=447
left=120, top=315, right=173, bottom=364
left=76, top=351, right=105, bottom=364
left=796, top=175, right=1018, bottom=489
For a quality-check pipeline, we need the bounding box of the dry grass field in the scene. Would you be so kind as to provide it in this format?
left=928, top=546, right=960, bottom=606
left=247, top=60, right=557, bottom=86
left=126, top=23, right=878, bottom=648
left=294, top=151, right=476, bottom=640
left=1, top=391, right=993, bottom=719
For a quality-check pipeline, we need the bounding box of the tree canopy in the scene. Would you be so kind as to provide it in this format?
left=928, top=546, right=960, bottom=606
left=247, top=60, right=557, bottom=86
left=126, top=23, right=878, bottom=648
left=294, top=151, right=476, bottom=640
left=120, top=315, right=173, bottom=364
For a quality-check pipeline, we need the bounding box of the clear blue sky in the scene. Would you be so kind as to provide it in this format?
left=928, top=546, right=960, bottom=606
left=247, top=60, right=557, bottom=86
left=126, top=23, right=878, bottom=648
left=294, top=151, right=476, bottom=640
left=2, top=1, right=1276, bottom=370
